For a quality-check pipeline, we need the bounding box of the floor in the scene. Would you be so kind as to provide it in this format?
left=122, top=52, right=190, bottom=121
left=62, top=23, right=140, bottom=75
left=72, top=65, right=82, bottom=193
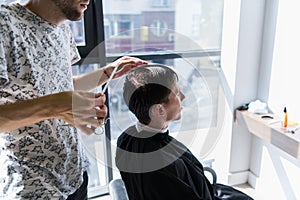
left=89, top=183, right=256, bottom=200
left=234, top=184, right=256, bottom=199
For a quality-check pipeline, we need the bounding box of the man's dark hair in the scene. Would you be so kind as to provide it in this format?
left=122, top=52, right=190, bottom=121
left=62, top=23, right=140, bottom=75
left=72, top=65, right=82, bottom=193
left=123, top=64, right=178, bottom=125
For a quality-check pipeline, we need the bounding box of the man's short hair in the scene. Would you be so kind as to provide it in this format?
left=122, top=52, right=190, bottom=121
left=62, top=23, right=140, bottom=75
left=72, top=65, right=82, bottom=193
left=123, top=64, right=178, bottom=125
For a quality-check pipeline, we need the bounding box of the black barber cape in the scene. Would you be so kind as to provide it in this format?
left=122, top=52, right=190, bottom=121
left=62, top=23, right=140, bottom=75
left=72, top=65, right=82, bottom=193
left=116, top=125, right=214, bottom=200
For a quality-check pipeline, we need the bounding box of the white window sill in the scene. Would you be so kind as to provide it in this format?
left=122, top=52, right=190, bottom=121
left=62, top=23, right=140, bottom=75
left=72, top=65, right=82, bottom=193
left=236, top=110, right=300, bottom=160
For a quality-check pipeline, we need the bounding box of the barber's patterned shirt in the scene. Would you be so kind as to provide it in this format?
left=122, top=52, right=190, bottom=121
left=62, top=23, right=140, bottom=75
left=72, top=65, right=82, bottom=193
left=0, top=3, right=89, bottom=199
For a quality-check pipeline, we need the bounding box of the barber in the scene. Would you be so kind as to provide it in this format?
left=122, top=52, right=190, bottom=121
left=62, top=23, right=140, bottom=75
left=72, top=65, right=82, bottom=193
left=0, top=0, right=147, bottom=199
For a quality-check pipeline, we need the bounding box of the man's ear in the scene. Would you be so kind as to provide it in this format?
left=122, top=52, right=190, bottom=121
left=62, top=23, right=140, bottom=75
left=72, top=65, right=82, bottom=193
left=149, top=104, right=165, bottom=118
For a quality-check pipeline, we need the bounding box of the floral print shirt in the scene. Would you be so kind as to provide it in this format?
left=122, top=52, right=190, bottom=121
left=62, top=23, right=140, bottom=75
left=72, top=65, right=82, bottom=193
left=0, top=3, right=89, bottom=199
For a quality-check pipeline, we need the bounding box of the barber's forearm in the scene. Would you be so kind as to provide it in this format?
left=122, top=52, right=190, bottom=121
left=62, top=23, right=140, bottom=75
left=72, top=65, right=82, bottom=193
left=73, top=65, right=113, bottom=91
left=0, top=95, right=54, bottom=132
left=73, top=56, right=147, bottom=91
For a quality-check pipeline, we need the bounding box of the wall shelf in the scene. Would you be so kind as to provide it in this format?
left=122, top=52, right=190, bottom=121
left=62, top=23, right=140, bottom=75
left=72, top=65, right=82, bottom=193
left=236, top=110, right=300, bottom=160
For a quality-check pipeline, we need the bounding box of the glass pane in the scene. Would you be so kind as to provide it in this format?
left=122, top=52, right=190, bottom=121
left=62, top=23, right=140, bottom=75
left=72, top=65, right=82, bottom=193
left=103, top=0, right=224, bottom=181
left=107, top=56, right=221, bottom=179
left=68, top=19, right=86, bottom=46
left=79, top=131, right=109, bottom=196
left=103, top=0, right=224, bottom=55
left=72, top=64, right=110, bottom=198
left=0, top=0, right=25, bottom=4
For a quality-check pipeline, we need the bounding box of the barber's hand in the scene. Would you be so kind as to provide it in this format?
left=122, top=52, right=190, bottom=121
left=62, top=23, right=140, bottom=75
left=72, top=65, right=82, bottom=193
left=105, top=56, right=148, bottom=79
left=53, top=91, right=107, bottom=135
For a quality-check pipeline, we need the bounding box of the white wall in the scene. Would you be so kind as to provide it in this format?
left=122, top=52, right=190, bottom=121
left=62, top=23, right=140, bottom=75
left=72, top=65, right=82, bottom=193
left=268, top=0, right=300, bottom=122
left=251, top=0, right=300, bottom=199
left=223, top=0, right=300, bottom=199
left=221, top=0, right=266, bottom=183
left=249, top=136, right=300, bottom=199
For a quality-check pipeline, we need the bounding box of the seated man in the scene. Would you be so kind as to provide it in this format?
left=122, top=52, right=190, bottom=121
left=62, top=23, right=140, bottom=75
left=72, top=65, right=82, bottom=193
left=115, top=64, right=253, bottom=200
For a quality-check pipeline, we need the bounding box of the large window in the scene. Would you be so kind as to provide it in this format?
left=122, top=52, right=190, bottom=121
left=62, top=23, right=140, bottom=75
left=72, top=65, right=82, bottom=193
left=0, top=0, right=224, bottom=198
left=76, top=0, right=224, bottom=198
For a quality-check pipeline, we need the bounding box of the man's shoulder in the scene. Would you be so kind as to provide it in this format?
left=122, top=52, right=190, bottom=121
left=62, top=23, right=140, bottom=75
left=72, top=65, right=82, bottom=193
left=116, top=125, right=136, bottom=146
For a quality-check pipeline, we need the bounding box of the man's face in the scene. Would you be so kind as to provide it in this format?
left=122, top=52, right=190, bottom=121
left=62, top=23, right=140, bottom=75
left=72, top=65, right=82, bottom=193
left=51, top=0, right=89, bottom=21
left=162, top=83, right=185, bottom=122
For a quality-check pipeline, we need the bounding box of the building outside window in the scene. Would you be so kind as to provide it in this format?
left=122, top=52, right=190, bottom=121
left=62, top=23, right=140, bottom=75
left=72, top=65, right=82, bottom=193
left=68, top=19, right=86, bottom=46
left=151, top=0, right=169, bottom=7
left=150, top=19, right=168, bottom=37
